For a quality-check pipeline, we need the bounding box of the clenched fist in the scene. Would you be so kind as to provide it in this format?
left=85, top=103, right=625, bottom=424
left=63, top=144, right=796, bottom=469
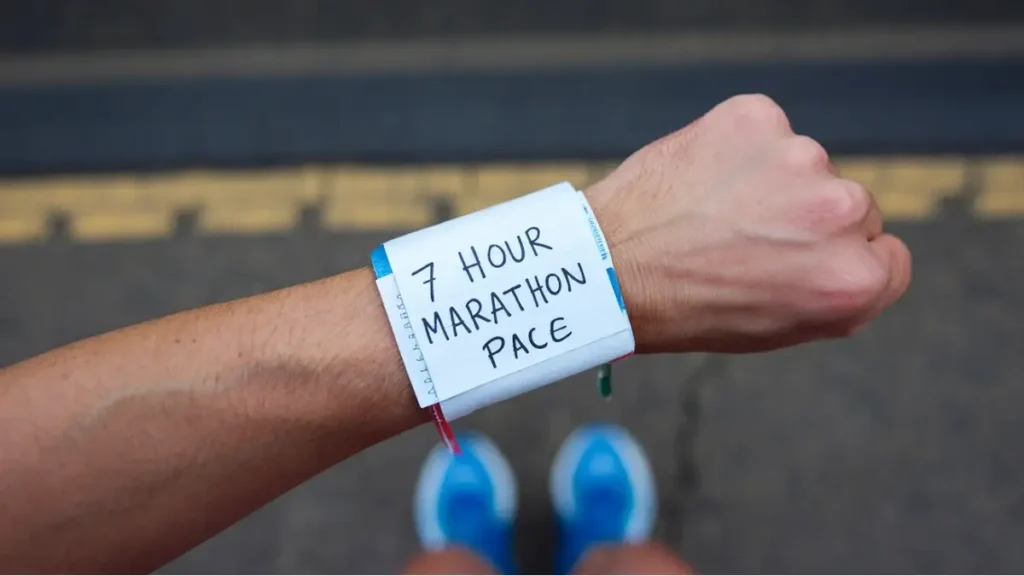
left=587, top=94, right=912, bottom=353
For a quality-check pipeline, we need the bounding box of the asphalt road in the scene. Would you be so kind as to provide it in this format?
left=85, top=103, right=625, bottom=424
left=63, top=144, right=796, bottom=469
left=2, top=202, right=1021, bottom=573
left=1, top=3, right=1022, bottom=572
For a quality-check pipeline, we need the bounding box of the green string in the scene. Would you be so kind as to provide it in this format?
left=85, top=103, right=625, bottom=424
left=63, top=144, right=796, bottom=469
left=597, top=362, right=612, bottom=398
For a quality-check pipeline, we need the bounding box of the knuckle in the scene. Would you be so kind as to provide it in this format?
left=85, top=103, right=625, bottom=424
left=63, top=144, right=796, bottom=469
left=785, top=135, right=830, bottom=171
left=828, top=258, right=887, bottom=313
left=734, top=93, right=790, bottom=130
left=847, top=264, right=888, bottom=309
left=840, top=180, right=872, bottom=222
left=820, top=179, right=870, bottom=225
left=714, top=93, right=791, bottom=132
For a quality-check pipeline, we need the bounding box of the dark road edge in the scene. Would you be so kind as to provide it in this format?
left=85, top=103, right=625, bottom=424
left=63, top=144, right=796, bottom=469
left=2, top=58, right=1023, bottom=175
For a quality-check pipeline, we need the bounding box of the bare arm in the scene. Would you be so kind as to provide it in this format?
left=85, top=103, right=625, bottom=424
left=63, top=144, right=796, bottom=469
left=0, top=95, right=912, bottom=573
left=0, top=267, right=427, bottom=572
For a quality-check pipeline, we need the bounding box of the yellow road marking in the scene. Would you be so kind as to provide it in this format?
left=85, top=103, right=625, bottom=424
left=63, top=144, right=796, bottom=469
left=879, top=157, right=968, bottom=197
left=195, top=169, right=320, bottom=233
left=0, top=156, right=1021, bottom=244
left=74, top=211, right=175, bottom=241
left=0, top=214, right=46, bottom=243
left=976, top=158, right=1024, bottom=218
left=873, top=192, right=941, bottom=219
left=321, top=166, right=464, bottom=229
left=836, top=156, right=970, bottom=219
left=977, top=191, right=1024, bottom=216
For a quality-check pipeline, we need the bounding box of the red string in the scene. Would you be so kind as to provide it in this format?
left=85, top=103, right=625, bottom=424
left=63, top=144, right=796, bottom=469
left=428, top=403, right=461, bottom=454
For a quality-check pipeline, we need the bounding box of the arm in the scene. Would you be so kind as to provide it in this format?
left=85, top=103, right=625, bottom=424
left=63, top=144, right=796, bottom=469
left=0, top=95, right=911, bottom=573
left=0, top=268, right=427, bottom=572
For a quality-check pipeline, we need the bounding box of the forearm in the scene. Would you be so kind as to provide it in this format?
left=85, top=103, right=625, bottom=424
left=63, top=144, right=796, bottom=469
left=0, top=94, right=913, bottom=574
left=0, top=267, right=426, bottom=572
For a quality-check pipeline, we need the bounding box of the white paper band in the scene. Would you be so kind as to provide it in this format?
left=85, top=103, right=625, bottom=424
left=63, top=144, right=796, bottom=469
left=372, top=182, right=633, bottom=418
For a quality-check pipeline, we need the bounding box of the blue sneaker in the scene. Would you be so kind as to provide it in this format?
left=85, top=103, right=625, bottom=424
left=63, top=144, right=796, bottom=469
left=414, top=433, right=517, bottom=574
left=550, top=424, right=657, bottom=574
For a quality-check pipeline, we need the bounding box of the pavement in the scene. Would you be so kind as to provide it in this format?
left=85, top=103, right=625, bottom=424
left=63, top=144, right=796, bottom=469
left=1, top=2, right=1023, bottom=573
left=1, top=160, right=1023, bottom=573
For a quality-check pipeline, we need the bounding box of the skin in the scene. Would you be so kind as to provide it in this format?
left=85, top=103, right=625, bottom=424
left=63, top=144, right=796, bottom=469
left=405, top=544, right=694, bottom=575
left=0, top=94, right=911, bottom=573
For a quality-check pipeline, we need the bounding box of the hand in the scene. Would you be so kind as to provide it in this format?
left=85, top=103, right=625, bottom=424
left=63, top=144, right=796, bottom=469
left=587, top=94, right=912, bottom=353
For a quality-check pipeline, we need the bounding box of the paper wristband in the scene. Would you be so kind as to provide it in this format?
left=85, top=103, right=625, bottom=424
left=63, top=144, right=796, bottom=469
left=371, top=182, right=634, bottom=446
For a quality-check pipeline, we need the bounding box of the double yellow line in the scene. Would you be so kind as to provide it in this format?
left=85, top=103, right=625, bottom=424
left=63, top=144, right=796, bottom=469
left=0, top=156, right=1021, bottom=244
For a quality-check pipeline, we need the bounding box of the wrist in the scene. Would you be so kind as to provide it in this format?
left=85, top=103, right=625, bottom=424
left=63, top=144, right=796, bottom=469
left=584, top=181, right=657, bottom=353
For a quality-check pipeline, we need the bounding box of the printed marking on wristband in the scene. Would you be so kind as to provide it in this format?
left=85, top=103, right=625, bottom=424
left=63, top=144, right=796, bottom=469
left=580, top=196, right=629, bottom=316
left=372, top=245, right=438, bottom=402
left=372, top=245, right=460, bottom=452
left=582, top=198, right=629, bottom=399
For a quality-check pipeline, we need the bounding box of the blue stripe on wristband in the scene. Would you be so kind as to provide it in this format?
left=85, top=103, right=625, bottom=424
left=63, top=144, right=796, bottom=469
left=371, top=244, right=393, bottom=278
left=606, top=267, right=627, bottom=313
